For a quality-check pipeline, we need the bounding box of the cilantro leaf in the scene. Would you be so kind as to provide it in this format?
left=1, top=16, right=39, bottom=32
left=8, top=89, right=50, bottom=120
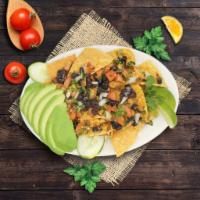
left=63, top=161, right=106, bottom=193
left=145, top=75, right=156, bottom=88
left=114, top=106, right=125, bottom=117
left=133, top=26, right=171, bottom=61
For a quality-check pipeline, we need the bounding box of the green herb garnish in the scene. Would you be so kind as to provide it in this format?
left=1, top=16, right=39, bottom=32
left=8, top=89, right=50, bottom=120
left=133, top=26, right=171, bottom=61
left=64, top=161, right=106, bottom=193
left=145, top=75, right=164, bottom=112
left=114, top=106, right=125, bottom=117
left=127, top=61, right=135, bottom=67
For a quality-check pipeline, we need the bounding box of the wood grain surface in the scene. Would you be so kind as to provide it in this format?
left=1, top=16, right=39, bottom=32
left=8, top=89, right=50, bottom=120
left=0, top=0, right=199, bottom=199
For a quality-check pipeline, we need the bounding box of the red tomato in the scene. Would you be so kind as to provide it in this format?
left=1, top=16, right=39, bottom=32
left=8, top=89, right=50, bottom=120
left=20, top=28, right=41, bottom=50
left=10, top=8, right=34, bottom=31
left=4, top=62, right=27, bottom=84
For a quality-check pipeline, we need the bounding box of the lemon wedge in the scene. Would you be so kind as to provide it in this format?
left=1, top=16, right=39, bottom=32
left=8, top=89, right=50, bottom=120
left=161, top=16, right=183, bottom=44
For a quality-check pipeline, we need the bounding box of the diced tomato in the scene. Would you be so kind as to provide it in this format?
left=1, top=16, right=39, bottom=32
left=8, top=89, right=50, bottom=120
left=106, top=105, right=117, bottom=112
left=71, top=91, right=77, bottom=97
left=124, top=105, right=133, bottom=118
left=95, top=69, right=103, bottom=78
left=86, top=62, right=95, bottom=73
left=76, top=123, right=82, bottom=132
left=64, top=76, right=71, bottom=89
left=109, top=81, right=121, bottom=89
left=105, top=70, right=117, bottom=81
left=69, top=110, right=76, bottom=120
left=115, top=74, right=124, bottom=82
left=108, top=91, right=117, bottom=101
left=116, top=116, right=125, bottom=126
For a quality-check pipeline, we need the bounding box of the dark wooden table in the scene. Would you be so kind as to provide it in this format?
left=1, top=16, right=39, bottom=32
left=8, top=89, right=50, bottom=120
left=0, top=0, right=200, bottom=199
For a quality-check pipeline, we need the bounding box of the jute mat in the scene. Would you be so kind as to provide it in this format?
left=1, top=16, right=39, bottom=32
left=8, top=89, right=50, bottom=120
left=9, top=10, right=191, bottom=185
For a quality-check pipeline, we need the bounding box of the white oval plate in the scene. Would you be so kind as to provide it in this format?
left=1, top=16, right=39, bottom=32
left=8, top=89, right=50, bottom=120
left=21, top=45, right=179, bottom=157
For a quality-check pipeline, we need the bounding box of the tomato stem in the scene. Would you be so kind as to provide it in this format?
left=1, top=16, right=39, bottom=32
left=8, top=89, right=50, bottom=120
left=11, top=68, right=19, bottom=78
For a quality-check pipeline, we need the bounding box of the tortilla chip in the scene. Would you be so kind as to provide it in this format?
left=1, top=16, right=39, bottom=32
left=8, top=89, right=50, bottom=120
left=70, top=48, right=113, bottom=73
left=137, top=60, right=161, bottom=79
left=47, top=55, right=76, bottom=80
left=108, top=48, right=136, bottom=63
left=111, top=83, right=148, bottom=156
left=111, top=123, right=144, bottom=157
left=131, top=84, right=148, bottom=115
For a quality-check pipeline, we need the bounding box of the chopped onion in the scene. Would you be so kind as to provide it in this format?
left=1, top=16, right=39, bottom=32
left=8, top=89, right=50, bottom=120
left=127, top=76, right=137, bottom=84
left=134, top=113, right=141, bottom=124
left=74, top=91, right=79, bottom=99
left=66, top=91, right=71, bottom=99
left=144, top=71, right=151, bottom=77
left=99, top=92, right=108, bottom=100
left=75, top=74, right=82, bottom=82
left=99, top=98, right=107, bottom=106
left=92, top=81, right=98, bottom=85
left=105, top=111, right=111, bottom=120
left=120, top=96, right=128, bottom=104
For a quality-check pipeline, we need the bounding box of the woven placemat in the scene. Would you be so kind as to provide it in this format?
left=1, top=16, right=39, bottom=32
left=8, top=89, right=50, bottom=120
left=9, top=10, right=191, bottom=185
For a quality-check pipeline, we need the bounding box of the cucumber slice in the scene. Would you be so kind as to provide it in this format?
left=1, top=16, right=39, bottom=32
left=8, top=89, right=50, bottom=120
left=28, top=62, right=50, bottom=83
left=77, top=135, right=105, bottom=159
left=158, top=101, right=177, bottom=128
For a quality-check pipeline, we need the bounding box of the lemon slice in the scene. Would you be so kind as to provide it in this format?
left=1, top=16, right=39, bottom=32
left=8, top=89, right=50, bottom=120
left=161, top=16, right=183, bottom=44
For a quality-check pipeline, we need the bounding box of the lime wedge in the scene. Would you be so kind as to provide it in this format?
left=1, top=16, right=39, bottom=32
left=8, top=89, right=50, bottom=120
left=158, top=101, right=177, bottom=128
left=155, top=87, right=176, bottom=110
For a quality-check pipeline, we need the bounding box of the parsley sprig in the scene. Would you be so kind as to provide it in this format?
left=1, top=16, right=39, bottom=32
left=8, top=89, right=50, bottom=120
left=133, top=26, right=171, bottom=61
left=63, top=161, right=106, bottom=193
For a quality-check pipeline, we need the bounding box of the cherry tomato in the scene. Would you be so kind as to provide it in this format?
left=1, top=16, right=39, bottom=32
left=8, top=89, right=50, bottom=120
left=4, top=62, right=27, bottom=84
left=10, top=8, right=35, bottom=31
left=20, top=28, right=41, bottom=50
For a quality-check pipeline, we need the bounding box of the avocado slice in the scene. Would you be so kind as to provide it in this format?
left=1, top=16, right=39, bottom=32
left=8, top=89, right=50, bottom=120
left=38, top=94, right=65, bottom=141
left=45, top=107, right=65, bottom=155
left=20, top=82, right=41, bottom=113
left=154, top=87, right=176, bottom=110
left=31, top=89, right=64, bottom=134
left=46, top=103, right=77, bottom=154
left=22, top=84, right=44, bottom=118
left=27, top=84, right=56, bottom=123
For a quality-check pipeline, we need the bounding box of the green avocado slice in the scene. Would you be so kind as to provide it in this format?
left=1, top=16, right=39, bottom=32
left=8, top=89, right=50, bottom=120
left=27, top=84, right=56, bottom=123
left=20, top=82, right=41, bottom=113
left=39, top=94, right=65, bottom=141
left=22, top=84, right=44, bottom=118
left=46, top=103, right=77, bottom=154
left=31, top=89, right=64, bottom=134
left=154, top=87, right=176, bottom=110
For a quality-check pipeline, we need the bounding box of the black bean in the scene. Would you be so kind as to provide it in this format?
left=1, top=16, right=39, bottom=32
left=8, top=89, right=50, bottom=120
left=157, top=76, right=162, bottom=84
left=86, top=75, right=94, bottom=88
left=111, top=121, right=122, bottom=130
left=107, top=99, right=119, bottom=106
left=132, top=119, right=137, bottom=126
left=71, top=72, right=80, bottom=79
left=76, top=91, right=85, bottom=101
left=79, top=67, right=85, bottom=75
left=99, top=75, right=109, bottom=90
left=73, top=120, right=79, bottom=129
left=90, top=99, right=100, bottom=115
left=120, top=85, right=136, bottom=100
left=119, top=56, right=127, bottom=65
left=56, top=69, right=67, bottom=84
left=126, top=116, right=137, bottom=126
left=110, top=64, right=118, bottom=71
left=92, top=126, right=102, bottom=132
left=131, top=104, right=138, bottom=111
